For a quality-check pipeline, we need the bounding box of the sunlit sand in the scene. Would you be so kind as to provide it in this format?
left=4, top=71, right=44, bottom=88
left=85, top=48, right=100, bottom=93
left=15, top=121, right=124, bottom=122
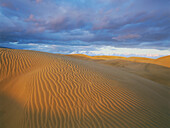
left=0, top=48, right=169, bottom=128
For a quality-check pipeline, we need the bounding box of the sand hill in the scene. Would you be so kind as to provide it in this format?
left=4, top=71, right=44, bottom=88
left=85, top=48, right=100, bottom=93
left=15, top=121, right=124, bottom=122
left=0, top=48, right=170, bottom=128
left=69, top=54, right=170, bottom=68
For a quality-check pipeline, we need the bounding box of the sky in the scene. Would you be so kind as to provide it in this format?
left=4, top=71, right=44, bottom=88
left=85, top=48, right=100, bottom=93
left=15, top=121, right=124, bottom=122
left=0, top=0, right=170, bottom=58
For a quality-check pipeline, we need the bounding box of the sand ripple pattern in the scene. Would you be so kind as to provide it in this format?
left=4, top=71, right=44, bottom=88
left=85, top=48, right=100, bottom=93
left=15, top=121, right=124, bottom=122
left=0, top=48, right=169, bottom=128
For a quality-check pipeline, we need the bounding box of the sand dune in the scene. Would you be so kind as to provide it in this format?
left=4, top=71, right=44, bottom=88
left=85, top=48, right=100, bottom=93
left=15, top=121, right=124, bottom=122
left=100, top=59, right=170, bottom=87
left=69, top=54, right=170, bottom=86
left=0, top=48, right=170, bottom=128
left=69, top=54, right=170, bottom=68
left=154, top=56, right=170, bottom=68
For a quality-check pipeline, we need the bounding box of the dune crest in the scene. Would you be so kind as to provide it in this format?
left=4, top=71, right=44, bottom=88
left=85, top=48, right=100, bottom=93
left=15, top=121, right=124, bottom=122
left=0, top=48, right=170, bottom=128
left=155, top=56, right=170, bottom=68
left=69, top=54, right=170, bottom=68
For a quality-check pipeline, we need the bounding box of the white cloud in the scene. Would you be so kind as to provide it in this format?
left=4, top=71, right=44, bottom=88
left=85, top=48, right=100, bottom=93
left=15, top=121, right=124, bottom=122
left=71, top=46, right=170, bottom=58
left=9, top=42, right=19, bottom=45
left=1, top=42, right=170, bottom=58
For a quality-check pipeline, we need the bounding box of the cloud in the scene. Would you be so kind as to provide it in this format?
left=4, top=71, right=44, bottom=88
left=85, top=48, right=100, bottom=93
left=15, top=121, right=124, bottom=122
left=1, top=42, right=169, bottom=58
left=25, top=14, right=35, bottom=22
left=0, top=2, right=18, bottom=10
left=71, top=46, right=170, bottom=58
left=112, top=34, right=141, bottom=41
left=36, top=0, right=42, bottom=3
left=0, top=0, right=169, bottom=53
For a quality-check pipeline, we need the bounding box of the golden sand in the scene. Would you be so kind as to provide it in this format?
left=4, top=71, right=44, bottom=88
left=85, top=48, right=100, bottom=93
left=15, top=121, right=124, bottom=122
left=69, top=54, right=170, bottom=68
left=0, top=48, right=170, bottom=128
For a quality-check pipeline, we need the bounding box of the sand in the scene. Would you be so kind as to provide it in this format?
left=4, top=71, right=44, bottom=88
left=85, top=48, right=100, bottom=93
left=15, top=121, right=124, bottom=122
left=69, top=54, right=170, bottom=68
left=0, top=48, right=170, bottom=128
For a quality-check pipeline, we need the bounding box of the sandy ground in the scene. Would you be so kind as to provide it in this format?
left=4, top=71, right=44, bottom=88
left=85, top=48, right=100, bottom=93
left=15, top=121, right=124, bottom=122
left=68, top=54, right=170, bottom=68
left=0, top=48, right=170, bottom=128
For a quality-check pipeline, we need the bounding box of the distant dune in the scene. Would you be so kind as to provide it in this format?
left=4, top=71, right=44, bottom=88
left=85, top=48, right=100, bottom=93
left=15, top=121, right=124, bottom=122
left=69, top=54, right=170, bottom=68
left=69, top=54, right=170, bottom=86
left=0, top=48, right=170, bottom=128
left=154, top=56, right=170, bottom=68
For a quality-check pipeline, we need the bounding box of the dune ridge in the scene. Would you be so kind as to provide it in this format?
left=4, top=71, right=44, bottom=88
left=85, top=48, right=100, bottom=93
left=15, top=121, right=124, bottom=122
left=69, top=54, right=170, bottom=68
left=0, top=48, right=170, bottom=128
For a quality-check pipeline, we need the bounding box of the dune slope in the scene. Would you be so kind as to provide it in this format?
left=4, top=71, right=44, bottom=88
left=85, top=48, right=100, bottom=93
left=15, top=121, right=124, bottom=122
left=100, top=59, right=170, bottom=87
left=68, top=54, right=170, bottom=68
left=0, top=48, right=170, bottom=128
left=68, top=54, right=170, bottom=86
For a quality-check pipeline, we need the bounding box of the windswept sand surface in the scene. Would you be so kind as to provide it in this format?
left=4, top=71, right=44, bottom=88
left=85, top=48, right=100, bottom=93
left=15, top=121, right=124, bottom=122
left=0, top=48, right=170, bottom=128
left=69, top=54, right=170, bottom=68
left=68, top=54, right=170, bottom=86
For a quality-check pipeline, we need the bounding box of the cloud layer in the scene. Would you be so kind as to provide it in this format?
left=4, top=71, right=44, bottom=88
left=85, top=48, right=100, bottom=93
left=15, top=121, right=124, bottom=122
left=0, top=0, right=170, bottom=56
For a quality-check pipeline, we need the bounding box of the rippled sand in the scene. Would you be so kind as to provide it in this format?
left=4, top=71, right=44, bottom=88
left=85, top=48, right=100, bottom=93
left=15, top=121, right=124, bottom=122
left=0, top=48, right=169, bottom=128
